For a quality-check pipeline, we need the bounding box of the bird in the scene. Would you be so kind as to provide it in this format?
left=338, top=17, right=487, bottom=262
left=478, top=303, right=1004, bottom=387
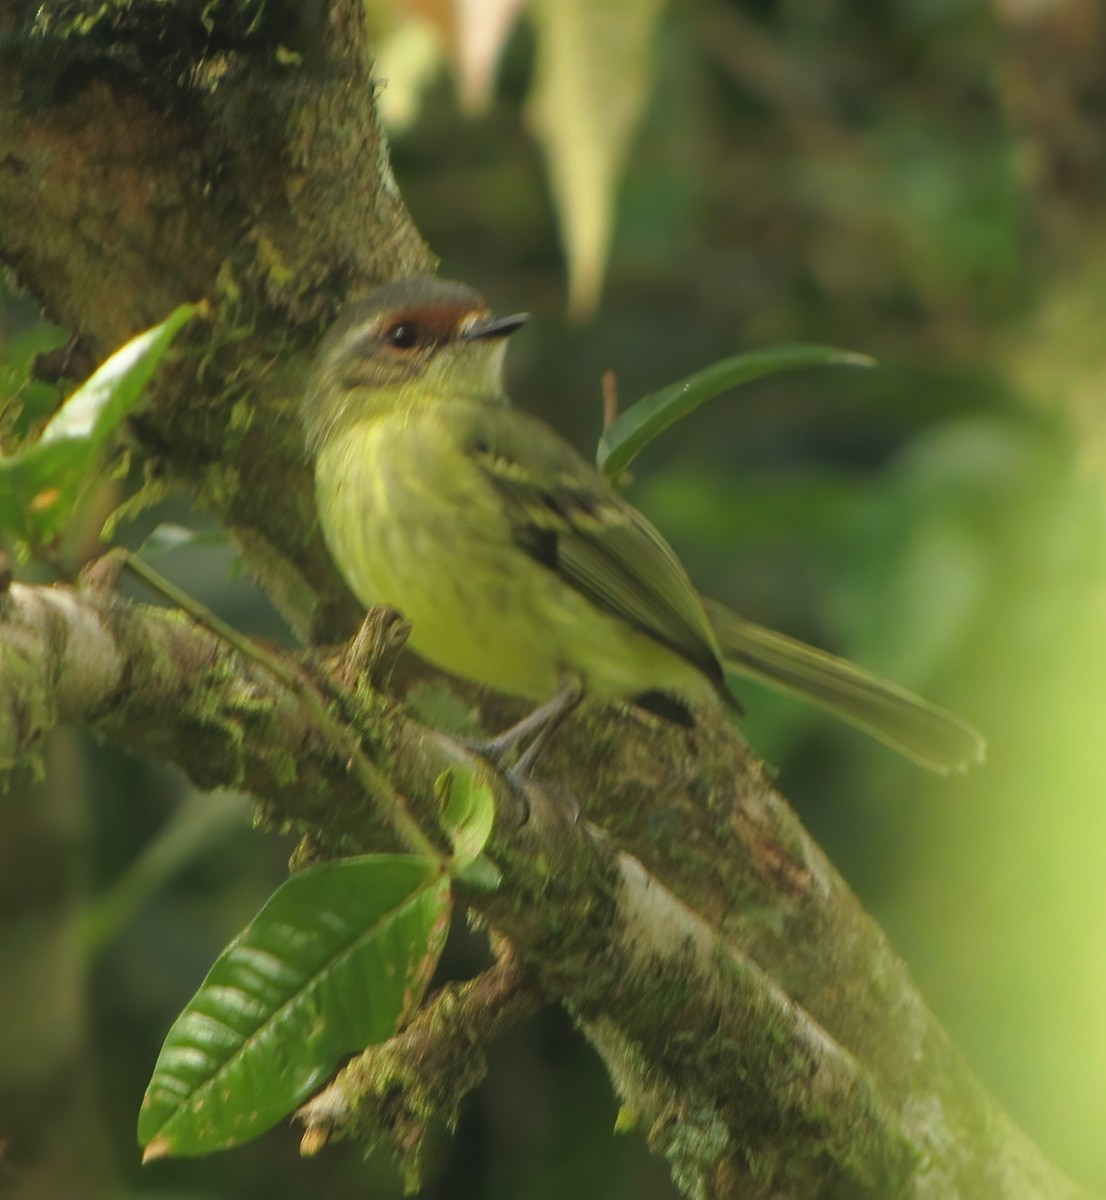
left=302, top=275, right=984, bottom=773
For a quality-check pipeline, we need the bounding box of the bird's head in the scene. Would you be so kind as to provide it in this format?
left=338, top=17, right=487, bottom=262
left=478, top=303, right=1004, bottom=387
left=303, top=276, right=529, bottom=455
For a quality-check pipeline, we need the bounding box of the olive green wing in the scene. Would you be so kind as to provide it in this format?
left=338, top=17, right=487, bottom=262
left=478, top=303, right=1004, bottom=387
left=462, top=406, right=734, bottom=704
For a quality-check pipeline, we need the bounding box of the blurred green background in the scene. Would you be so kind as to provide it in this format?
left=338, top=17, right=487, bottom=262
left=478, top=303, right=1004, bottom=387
left=3, top=0, right=1106, bottom=1196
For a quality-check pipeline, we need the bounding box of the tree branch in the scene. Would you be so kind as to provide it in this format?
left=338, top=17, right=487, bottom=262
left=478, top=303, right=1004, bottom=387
left=297, top=952, right=543, bottom=1188
left=0, top=577, right=1087, bottom=1199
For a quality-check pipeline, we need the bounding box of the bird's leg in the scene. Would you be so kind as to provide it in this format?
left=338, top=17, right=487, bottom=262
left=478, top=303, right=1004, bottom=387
left=502, top=687, right=584, bottom=831
left=510, top=687, right=583, bottom=778
left=466, top=685, right=582, bottom=767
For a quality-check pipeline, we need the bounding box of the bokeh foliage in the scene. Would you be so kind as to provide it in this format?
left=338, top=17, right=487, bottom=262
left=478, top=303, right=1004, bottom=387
left=3, top=0, right=1105, bottom=1196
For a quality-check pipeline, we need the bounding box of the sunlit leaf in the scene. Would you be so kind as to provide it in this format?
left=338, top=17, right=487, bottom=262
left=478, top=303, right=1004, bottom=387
left=0, top=303, right=201, bottom=548
left=597, top=343, right=874, bottom=478
left=527, top=0, right=666, bottom=317
left=38, top=304, right=199, bottom=449
left=139, top=854, right=450, bottom=1160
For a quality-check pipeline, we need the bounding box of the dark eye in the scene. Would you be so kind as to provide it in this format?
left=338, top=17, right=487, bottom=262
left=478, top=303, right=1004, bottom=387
left=386, top=322, right=419, bottom=350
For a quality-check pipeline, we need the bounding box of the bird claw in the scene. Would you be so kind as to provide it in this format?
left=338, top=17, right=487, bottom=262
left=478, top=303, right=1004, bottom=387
left=461, top=686, right=581, bottom=771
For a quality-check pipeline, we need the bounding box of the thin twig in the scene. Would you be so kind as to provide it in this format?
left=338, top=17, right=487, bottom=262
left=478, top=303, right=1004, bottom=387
left=122, top=551, right=445, bottom=865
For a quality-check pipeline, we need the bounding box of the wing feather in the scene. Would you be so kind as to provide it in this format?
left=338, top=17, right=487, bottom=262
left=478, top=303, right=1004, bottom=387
left=463, top=408, right=731, bottom=699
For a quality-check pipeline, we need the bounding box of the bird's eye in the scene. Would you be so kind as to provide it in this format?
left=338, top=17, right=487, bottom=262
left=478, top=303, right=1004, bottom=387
left=385, top=322, right=419, bottom=350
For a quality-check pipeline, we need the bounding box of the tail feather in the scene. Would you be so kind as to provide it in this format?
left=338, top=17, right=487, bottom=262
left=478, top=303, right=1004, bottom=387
left=703, top=599, right=985, bottom=774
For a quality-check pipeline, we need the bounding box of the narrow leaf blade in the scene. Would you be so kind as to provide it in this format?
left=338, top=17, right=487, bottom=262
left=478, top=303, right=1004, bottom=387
left=40, top=302, right=201, bottom=449
left=597, top=344, right=875, bottom=479
left=138, top=854, right=450, bottom=1159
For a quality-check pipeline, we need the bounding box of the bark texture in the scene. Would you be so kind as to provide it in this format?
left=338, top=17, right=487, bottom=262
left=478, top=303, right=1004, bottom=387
left=0, top=576, right=1087, bottom=1200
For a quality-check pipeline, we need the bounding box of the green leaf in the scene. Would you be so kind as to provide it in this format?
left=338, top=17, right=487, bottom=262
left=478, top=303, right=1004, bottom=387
left=38, top=304, right=199, bottom=448
left=0, top=322, right=69, bottom=395
left=596, top=343, right=875, bottom=479
left=527, top=0, right=666, bottom=317
left=0, top=303, right=201, bottom=549
left=436, top=768, right=497, bottom=876
left=138, top=854, right=451, bottom=1160
left=0, top=321, right=69, bottom=421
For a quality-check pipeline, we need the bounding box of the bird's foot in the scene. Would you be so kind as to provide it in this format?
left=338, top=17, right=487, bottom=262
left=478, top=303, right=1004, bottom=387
left=461, top=686, right=581, bottom=772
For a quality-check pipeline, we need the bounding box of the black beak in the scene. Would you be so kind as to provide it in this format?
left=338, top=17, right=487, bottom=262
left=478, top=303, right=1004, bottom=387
left=461, top=312, right=530, bottom=341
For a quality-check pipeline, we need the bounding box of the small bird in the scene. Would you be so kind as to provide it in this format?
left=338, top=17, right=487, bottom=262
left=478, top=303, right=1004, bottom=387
left=303, top=276, right=984, bottom=773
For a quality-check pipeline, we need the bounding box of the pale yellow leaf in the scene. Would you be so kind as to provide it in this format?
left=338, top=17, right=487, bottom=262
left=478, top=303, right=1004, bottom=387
left=528, top=0, right=667, bottom=317
left=454, top=0, right=527, bottom=113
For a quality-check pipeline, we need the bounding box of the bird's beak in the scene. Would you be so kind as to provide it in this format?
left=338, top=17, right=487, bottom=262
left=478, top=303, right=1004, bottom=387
left=460, top=311, right=530, bottom=341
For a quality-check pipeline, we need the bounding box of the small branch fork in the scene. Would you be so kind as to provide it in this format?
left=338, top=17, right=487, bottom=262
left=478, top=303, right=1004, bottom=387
left=297, top=951, right=542, bottom=1187
left=122, top=552, right=441, bottom=863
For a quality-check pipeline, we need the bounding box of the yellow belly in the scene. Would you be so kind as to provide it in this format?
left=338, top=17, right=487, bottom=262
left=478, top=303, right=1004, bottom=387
left=315, top=415, right=716, bottom=707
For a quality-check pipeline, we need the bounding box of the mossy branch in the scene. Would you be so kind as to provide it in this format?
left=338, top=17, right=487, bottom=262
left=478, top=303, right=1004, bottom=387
left=297, top=953, right=543, bottom=1189
left=0, top=575, right=1088, bottom=1200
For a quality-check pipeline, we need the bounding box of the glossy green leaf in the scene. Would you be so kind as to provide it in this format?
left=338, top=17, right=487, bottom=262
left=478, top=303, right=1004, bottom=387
left=596, top=344, right=875, bottom=479
left=0, top=303, right=200, bottom=548
left=38, top=304, right=199, bottom=448
left=138, top=854, right=450, bottom=1160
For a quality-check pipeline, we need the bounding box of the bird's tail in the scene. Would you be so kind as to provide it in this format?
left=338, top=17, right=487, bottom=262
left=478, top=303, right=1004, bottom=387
left=703, top=599, right=985, bottom=774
